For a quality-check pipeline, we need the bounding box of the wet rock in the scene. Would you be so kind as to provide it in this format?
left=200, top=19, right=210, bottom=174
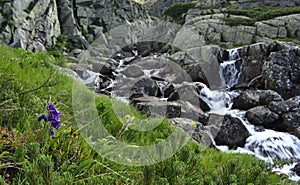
left=164, top=84, right=176, bottom=98
left=262, top=49, right=300, bottom=99
left=167, top=91, right=180, bottom=101
left=268, top=96, right=300, bottom=114
left=185, top=63, right=209, bottom=87
left=209, top=114, right=250, bottom=149
left=87, top=59, right=114, bottom=77
left=246, top=106, right=280, bottom=127
left=232, top=91, right=260, bottom=110
left=293, top=163, right=300, bottom=176
left=282, top=111, right=300, bottom=133
left=96, top=75, right=111, bottom=90
left=120, top=65, right=144, bottom=78
left=131, top=96, right=160, bottom=104
left=233, top=90, right=283, bottom=110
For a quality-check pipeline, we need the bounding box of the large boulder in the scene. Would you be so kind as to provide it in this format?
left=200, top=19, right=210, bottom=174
left=293, top=163, right=300, bottom=176
left=120, top=65, right=144, bottom=78
left=246, top=106, right=280, bottom=129
left=185, top=63, right=209, bottom=87
left=237, top=42, right=277, bottom=85
left=170, top=45, right=225, bottom=89
left=267, top=96, right=300, bottom=135
left=262, top=49, right=300, bottom=99
left=171, top=118, right=211, bottom=145
left=268, top=96, right=300, bottom=114
left=180, top=101, right=209, bottom=124
left=175, top=83, right=210, bottom=111
left=208, top=114, right=251, bottom=149
left=232, top=89, right=283, bottom=110
left=131, top=77, right=161, bottom=97
left=281, top=111, right=300, bottom=133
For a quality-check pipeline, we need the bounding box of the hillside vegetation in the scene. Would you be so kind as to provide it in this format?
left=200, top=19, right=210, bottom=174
left=0, top=45, right=294, bottom=184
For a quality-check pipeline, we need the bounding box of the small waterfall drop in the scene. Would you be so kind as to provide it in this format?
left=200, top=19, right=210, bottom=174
left=198, top=83, right=238, bottom=114
left=220, top=49, right=242, bottom=89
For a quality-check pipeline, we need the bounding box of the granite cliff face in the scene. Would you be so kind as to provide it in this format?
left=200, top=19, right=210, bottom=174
left=0, top=0, right=148, bottom=52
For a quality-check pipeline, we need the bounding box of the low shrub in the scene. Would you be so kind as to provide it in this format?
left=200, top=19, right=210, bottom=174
left=163, top=2, right=197, bottom=25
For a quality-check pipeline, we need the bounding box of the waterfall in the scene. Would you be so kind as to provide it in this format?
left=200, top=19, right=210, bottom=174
left=198, top=83, right=238, bottom=114
left=194, top=58, right=300, bottom=181
left=220, top=49, right=242, bottom=89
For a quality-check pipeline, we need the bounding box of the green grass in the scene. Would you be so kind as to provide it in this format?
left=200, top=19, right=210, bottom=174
left=0, top=45, right=295, bottom=184
left=223, top=17, right=256, bottom=26
left=225, top=6, right=300, bottom=22
left=274, top=37, right=300, bottom=46
left=163, top=2, right=197, bottom=25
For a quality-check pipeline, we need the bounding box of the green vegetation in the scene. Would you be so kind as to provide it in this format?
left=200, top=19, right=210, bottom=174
left=47, top=34, right=75, bottom=67
left=274, top=37, right=300, bottom=46
left=223, top=17, right=256, bottom=27
left=0, top=45, right=295, bottom=184
left=225, top=6, right=300, bottom=21
left=163, top=2, right=197, bottom=25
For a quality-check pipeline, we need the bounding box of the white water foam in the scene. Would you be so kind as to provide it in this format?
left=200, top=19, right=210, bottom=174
left=198, top=83, right=238, bottom=115
left=219, top=49, right=242, bottom=89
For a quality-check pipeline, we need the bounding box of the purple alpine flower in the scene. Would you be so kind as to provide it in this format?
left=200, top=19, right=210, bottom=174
left=38, top=103, right=61, bottom=136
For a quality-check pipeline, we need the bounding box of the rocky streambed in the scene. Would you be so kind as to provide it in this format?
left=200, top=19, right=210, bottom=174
left=73, top=40, right=300, bottom=180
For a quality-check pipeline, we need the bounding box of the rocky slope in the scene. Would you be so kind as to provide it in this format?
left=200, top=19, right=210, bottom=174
left=185, top=9, right=300, bottom=48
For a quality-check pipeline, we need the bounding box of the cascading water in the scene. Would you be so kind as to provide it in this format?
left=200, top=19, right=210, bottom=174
left=198, top=83, right=238, bottom=115
left=219, top=49, right=242, bottom=89
left=202, top=54, right=300, bottom=181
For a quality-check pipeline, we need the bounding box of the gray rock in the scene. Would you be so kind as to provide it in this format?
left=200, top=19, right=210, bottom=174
left=120, top=65, right=144, bottom=78
left=164, top=83, right=176, bottom=98
left=282, top=111, right=300, bottom=132
left=171, top=118, right=210, bottom=145
left=56, top=0, right=80, bottom=36
left=185, top=63, right=209, bottom=87
left=222, top=25, right=256, bottom=45
left=180, top=101, right=209, bottom=124
left=232, top=90, right=260, bottom=110
left=8, top=0, right=61, bottom=50
left=175, top=83, right=210, bottom=112
left=262, top=49, right=300, bottom=98
left=147, top=0, right=195, bottom=17
left=256, top=22, right=279, bottom=39
left=246, top=106, right=280, bottom=126
left=135, top=101, right=181, bottom=118
left=233, top=89, right=283, bottom=110
left=131, top=77, right=161, bottom=97
left=209, top=114, right=250, bottom=149
left=268, top=96, right=300, bottom=114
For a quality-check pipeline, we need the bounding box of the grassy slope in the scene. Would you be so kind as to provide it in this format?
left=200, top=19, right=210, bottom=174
left=0, top=45, right=294, bottom=184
